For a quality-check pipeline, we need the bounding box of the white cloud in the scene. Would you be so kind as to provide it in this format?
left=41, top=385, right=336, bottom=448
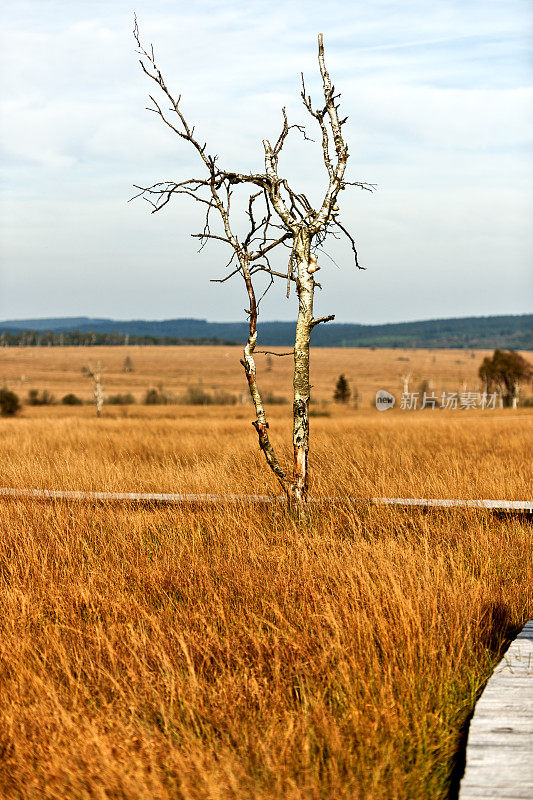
left=0, top=0, right=531, bottom=322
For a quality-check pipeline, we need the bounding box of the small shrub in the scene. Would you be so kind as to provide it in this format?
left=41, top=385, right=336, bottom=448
left=263, top=391, right=288, bottom=405
left=212, top=390, right=237, bottom=406
left=27, top=389, right=55, bottom=406
left=179, top=386, right=213, bottom=405
left=176, top=386, right=238, bottom=406
left=309, top=407, right=330, bottom=417
left=107, top=393, right=136, bottom=405
left=144, top=387, right=175, bottom=405
left=333, top=374, right=351, bottom=403
left=0, top=388, right=21, bottom=416
left=144, top=388, right=163, bottom=405
left=417, top=380, right=433, bottom=396
left=479, top=349, right=532, bottom=407
left=61, top=393, right=83, bottom=406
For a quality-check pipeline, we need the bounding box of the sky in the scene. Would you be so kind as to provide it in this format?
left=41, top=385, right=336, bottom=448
left=0, top=0, right=531, bottom=324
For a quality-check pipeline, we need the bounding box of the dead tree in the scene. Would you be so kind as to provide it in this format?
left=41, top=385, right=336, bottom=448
left=400, top=372, right=412, bottom=395
left=87, top=362, right=104, bottom=418
left=132, top=21, right=373, bottom=503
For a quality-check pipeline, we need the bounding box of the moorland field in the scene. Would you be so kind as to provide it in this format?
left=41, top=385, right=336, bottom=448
left=1, top=344, right=528, bottom=405
left=0, top=345, right=531, bottom=799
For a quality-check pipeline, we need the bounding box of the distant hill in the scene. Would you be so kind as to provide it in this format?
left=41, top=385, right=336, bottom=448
left=0, top=314, right=531, bottom=350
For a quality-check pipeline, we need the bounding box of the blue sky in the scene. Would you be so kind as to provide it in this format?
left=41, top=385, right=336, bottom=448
left=0, top=0, right=531, bottom=323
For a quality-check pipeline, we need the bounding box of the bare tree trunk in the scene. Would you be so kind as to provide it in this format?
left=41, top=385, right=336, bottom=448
left=401, top=372, right=412, bottom=394
left=95, top=377, right=103, bottom=417
left=290, top=231, right=314, bottom=503
left=89, top=362, right=104, bottom=418
left=240, top=259, right=289, bottom=495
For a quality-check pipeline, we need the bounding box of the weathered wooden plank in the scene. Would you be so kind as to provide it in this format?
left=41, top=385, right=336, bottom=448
left=375, top=497, right=533, bottom=512
left=0, top=486, right=531, bottom=514
left=459, top=618, right=533, bottom=799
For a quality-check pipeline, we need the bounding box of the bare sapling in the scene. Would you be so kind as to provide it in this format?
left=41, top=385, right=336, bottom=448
left=401, top=372, right=412, bottom=395
left=87, top=362, right=104, bottom=418
left=133, top=20, right=373, bottom=504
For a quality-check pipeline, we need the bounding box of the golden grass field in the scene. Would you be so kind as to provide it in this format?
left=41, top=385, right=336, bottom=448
left=0, top=346, right=532, bottom=799
left=2, top=344, right=528, bottom=405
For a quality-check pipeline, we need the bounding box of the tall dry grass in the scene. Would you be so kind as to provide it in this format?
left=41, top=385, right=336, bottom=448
left=0, top=498, right=531, bottom=800
left=0, top=351, right=531, bottom=798
left=0, top=405, right=530, bottom=500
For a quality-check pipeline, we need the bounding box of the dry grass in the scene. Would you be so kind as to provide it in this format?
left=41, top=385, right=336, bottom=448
left=0, top=347, right=532, bottom=799
left=1, top=499, right=531, bottom=800
left=2, top=344, right=529, bottom=405
left=0, top=405, right=531, bottom=500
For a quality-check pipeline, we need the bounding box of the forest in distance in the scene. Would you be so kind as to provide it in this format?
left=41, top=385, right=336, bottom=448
left=1, top=313, right=531, bottom=350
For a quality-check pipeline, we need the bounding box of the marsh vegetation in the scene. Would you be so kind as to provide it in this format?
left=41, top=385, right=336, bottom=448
left=0, top=346, right=531, bottom=799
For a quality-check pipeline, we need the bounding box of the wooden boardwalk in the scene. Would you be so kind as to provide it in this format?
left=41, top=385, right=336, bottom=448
left=0, top=486, right=531, bottom=515
left=459, top=618, right=533, bottom=799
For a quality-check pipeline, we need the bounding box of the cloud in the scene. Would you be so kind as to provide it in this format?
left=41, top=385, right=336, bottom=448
left=0, top=0, right=531, bottom=322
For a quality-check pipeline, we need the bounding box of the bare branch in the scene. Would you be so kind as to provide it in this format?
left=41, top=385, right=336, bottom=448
left=251, top=265, right=297, bottom=283
left=210, top=265, right=242, bottom=284
left=191, top=232, right=233, bottom=245
left=301, top=72, right=334, bottom=181
left=256, top=350, right=294, bottom=357
left=249, top=231, right=293, bottom=261
left=273, top=107, right=314, bottom=159
left=262, top=138, right=298, bottom=230
left=313, top=246, right=341, bottom=270
left=343, top=180, right=377, bottom=192
left=310, top=314, right=335, bottom=329
left=333, top=219, right=367, bottom=270
left=306, top=34, right=350, bottom=233
left=239, top=255, right=289, bottom=493
left=256, top=273, right=274, bottom=310
left=131, top=182, right=219, bottom=213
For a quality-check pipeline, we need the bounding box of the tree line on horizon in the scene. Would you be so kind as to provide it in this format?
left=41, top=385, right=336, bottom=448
left=0, top=331, right=238, bottom=348
left=0, top=315, right=531, bottom=350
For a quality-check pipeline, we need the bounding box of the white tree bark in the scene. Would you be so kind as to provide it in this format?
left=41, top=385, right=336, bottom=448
left=88, top=362, right=103, bottom=418
left=291, top=231, right=314, bottom=502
